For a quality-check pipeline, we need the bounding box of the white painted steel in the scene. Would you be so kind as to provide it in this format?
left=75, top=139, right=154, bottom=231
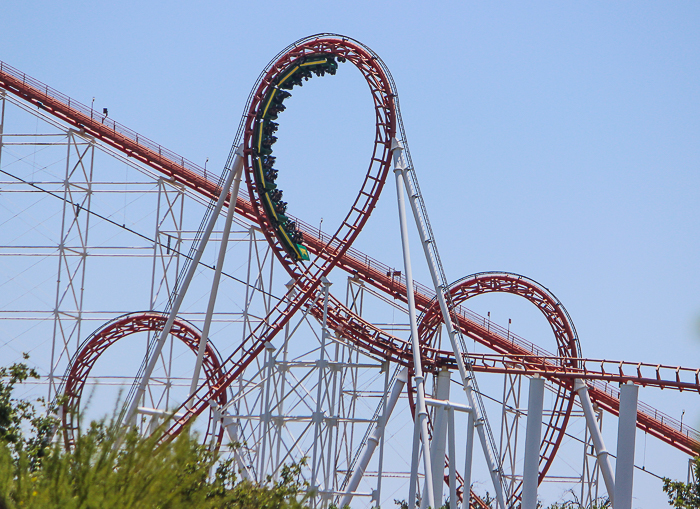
left=393, top=137, right=506, bottom=509
left=392, top=146, right=434, bottom=509
left=427, top=369, right=451, bottom=509
left=189, top=146, right=245, bottom=401
left=579, top=405, right=602, bottom=506
left=522, top=376, right=545, bottom=509
left=50, top=130, right=94, bottom=400
left=448, top=408, right=457, bottom=509
left=339, top=368, right=409, bottom=508
left=464, top=410, right=475, bottom=509
left=408, top=407, right=422, bottom=509
left=614, top=382, right=639, bottom=509
left=574, top=379, right=615, bottom=505
left=222, top=411, right=252, bottom=480
left=425, top=399, right=473, bottom=413
left=311, top=278, right=332, bottom=492
left=124, top=146, right=242, bottom=427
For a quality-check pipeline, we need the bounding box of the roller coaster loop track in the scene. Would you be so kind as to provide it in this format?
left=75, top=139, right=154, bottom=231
left=57, top=312, right=227, bottom=450
left=1, top=32, right=698, bottom=502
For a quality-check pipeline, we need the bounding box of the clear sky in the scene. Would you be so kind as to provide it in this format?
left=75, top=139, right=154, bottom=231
left=2, top=2, right=700, bottom=507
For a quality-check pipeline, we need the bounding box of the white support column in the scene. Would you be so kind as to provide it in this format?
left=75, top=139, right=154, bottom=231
left=221, top=411, right=252, bottom=480
left=311, top=277, right=332, bottom=495
left=580, top=406, right=602, bottom=506
left=428, top=369, right=451, bottom=509
left=49, top=130, right=94, bottom=400
left=614, top=382, right=639, bottom=509
left=124, top=144, right=244, bottom=427
left=423, top=398, right=473, bottom=509
left=393, top=145, right=434, bottom=509
left=574, top=379, right=615, bottom=505
left=189, top=155, right=245, bottom=400
left=375, top=361, right=391, bottom=503
left=339, top=368, right=409, bottom=508
left=394, top=138, right=505, bottom=509
left=522, top=376, right=545, bottom=509
left=447, top=408, right=457, bottom=509
left=408, top=408, right=422, bottom=509
left=464, top=409, right=475, bottom=509
left=257, top=341, right=276, bottom=477
left=689, top=457, right=697, bottom=485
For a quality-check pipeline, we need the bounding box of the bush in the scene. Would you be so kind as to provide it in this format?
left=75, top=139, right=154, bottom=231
left=0, top=357, right=310, bottom=509
left=664, top=457, right=700, bottom=508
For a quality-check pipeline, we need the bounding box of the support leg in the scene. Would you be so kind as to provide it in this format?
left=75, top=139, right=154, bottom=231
left=463, top=410, right=475, bottom=509
left=339, top=368, right=408, bottom=508
left=124, top=144, right=244, bottom=426
left=427, top=369, right=451, bottom=509
left=614, top=382, right=639, bottom=509
left=448, top=408, right=457, bottom=509
left=189, top=160, right=244, bottom=400
left=522, top=376, right=544, bottom=509
left=394, top=138, right=505, bottom=509
left=574, top=379, right=615, bottom=505
left=393, top=147, right=433, bottom=508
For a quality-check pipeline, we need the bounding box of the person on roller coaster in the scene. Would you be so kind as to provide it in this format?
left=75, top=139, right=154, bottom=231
left=262, top=135, right=277, bottom=149
left=264, top=168, right=278, bottom=183
left=269, top=189, right=283, bottom=202
left=264, top=121, right=278, bottom=135
left=274, top=200, right=287, bottom=215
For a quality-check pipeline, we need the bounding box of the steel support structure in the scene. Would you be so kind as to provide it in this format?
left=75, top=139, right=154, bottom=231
left=464, top=408, right=475, bottom=508
left=423, top=398, right=474, bottom=509
left=3, top=42, right=700, bottom=509
left=575, top=379, right=616, bottom=504
left=394, top=138, right=507, bottom=509
left=393, top=147, right=434, bottom=509
left=498, top=371, right=522, bottom=502
left=150, top=177, right=185, bottom=312
left=614, top=382, right=639, bottom=509
left=123, top=144, right=243, bottom=427
left=139, top=177, right=186, bottom=426
left=49, top=129, right=94, bottom=399
left=189, top=158, right=244, bottom=399
left=427, top=369, right=451, bottom=509
left=522, top=376, right=545, bottom=509
left=339, top=367, right=409, bottom=508
left=225, top=295, right=388, bottom=506
left=580, top=405, right=603, bottom=507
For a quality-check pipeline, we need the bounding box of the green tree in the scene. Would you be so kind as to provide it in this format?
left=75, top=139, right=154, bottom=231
left=664, top=457, right=700, bottom=508
left=0, top=354, right=57, bottom=465
left=0, top=420, right=311, bottom=508
left=0, top=357, right=311, bottom=508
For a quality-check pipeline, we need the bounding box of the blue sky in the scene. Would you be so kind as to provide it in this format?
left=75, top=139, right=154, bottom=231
left=2, top=2, right=700, bottom=507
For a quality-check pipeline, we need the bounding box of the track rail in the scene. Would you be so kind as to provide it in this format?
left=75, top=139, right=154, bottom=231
left=419, top=272, right=580, bottom=498
left=156, top=36, right=398, bottom=445
left=1, top=40, right=698, bottom=468
left=58, top=312, right=226, bottom=448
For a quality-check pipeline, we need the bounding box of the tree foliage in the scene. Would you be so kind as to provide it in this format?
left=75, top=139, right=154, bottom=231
left=0, top=354, right=57, bottom=464
left=664, top=457, right=700, bottom=508
left=0, top=356, right=310, bottom=509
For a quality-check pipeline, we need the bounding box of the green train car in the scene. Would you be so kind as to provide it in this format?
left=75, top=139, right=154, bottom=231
left=251, top=53, right=342, bottom=262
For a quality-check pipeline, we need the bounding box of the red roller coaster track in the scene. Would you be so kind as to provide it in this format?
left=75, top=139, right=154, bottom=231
left=1, top=34, right=698, bottom=503
left=58, top=312, right=227, bottom=449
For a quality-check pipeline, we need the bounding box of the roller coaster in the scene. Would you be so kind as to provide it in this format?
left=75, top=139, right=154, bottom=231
left=0, top=34, right=698, bottom=509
